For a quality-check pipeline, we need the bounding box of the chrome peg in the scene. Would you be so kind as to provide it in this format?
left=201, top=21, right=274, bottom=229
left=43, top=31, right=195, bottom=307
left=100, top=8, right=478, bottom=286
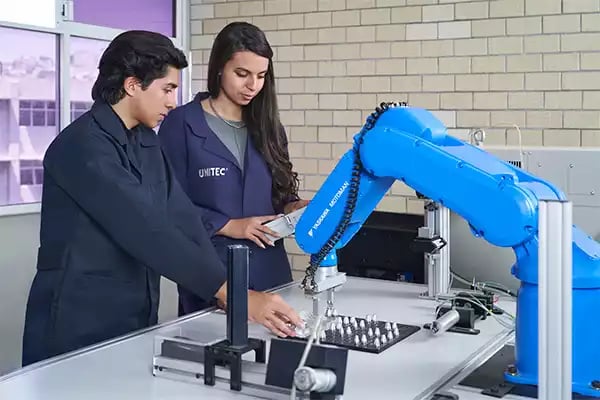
left=354, top=335, right=360, bottom=346
left=361, top=334, right=367, bottom=346
left=367, top=327, right=374, bottom=337
left=343, top=316, right=350, bottom=325
left=384, top=322, right=392, bottom=331
left=374, top=327, right=381, bottom=337
left=387, top=331, right=394, bottom=341
left=346, top=326, right=352, bottom=336
left=359, top=320, right=366, bottom=329
left=366, top=314, right=372, bottom=323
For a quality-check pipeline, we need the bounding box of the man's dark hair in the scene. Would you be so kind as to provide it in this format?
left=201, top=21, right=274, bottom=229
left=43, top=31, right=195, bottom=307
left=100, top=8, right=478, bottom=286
left=92, top=30, right=188, bottom=105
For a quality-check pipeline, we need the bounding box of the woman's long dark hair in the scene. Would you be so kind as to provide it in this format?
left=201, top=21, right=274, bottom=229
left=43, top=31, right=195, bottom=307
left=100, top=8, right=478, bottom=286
left=207, top=22, right=299, bottom=212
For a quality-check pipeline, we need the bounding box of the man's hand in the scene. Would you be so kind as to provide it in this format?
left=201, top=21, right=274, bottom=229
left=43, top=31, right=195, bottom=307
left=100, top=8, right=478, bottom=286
left=217, top=216, right=280, bottom=248
left=284, top=199, right=309, bottom=214
left=248, top=290, right=303, bottom=337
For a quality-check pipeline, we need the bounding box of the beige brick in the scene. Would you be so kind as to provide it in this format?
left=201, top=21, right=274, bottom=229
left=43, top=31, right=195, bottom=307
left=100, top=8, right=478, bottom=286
left=214, top=3, right=239, bottom=17
left=491, top=111, right=526, bottom=127
left=361, top=77, right=391, bottom=92
left=527, top=111, right=562, bottom=128
left=563, top=72, right=600, bottom=90
left=490, top=0, right=525, bottom=18
left=490, top=73, right=525, bottom=91
left=508, top=92, right=544, bottom=109
left=507, top=54, right=542, bottom=72
left=291, top=29, right=318, bottom=45
left=332, top=143, right=351, bottom=158
left=408, top=93, right=440, bottom=109
left=407, top=57, right=438, bottom=74
left=361, top=42, right=392, bottom=58
left=346, top=60, right=375, bottom=76
left=543, top=53, right=579, bottom=72
left=524, top=35, right=560, bottom=53
left=191, top=35, right=213, bottom=50
left=435, top=110, right=457, bottom=128
left=581, top=54, right=600, bottom=70
left=407, top=0, right=436, bottom=4
left=292, top=94, right=318, bottom=109
left=454, top=38, right=487, bottom=55
left=543, top=14, right=581, bottom=34
left=455, top=1, right=488, bottom=20
left=422, top=4, right=454, bottom=22
left=375, top=59, right=407, bottom=75
left=318, top=159, right=338, bottom=174
left=347, top=26, right=376, bottom=42
left=333, top=10, right=361, bottom=26
left=278, top=94, right=291, bottom=109
left=318, top=28, right=346, bottom=43
left=304, top=143, right=331, bottom=158
left=392, top=75, right=422, bottom=92
left=202, top=18, right=228, bottom=34
left=376, top=24, right=407, bottom=41
left=333, top=77, right=361, bottom=92
left=439, top=21, right=471, bottom=39
left=266, top=31, right=291, bottom=46
left=239, top=1, right=264, bottom=16
left=489, top=37, right=523, bottom=55
left=563, top=0, right=600, bottom=13
left=406, top=199, right=425, bottom=215
left=474, top=92, right=508, bottom=109
left=265, top=0, right=291, bottom=15
left=391, top=6, right=422, bottom=23
left=456, top=74, right=489, bottom=91
left=457, top=111, right=491, bottom=128
left=582, top=14, right=600, bottom=32
left=439, top=57, right=471, bottom=74
left=334, top=110, right=363, bottom=125
left=406, top=23, right=438, bottom=40
left=305, top=12, right=332, bottom=28
left=318, top=126, right=347, bottom=142
left=302, top=79, right=333, bottom=96
left=378, top=92, right=409, bottom=104
left=472, top=56, right=506, bottom=73
left=582, top=130, right=600, bottom=146
left=421, top=39, right=453, bottom=57
left=564, top=111, right=600, bottom=129
left=305, top=45, right=331, bottom=60
left=526, top=72, right=561, bottom=90
left=480, top=128, right=508, bottom=144
left=545, top=91, right=582, bottom=110
left=276, top=46, right=304, bottom=61
left=441, top=93, right=473, bottom=109
left=290, top=127, right=318, bottom=142
left=291, top=0, right=317, bottom=12
left=472, top=18, right=506, bottom=37
left=391, top=41, right=421, bottom=57
left=361, top=8, right=391, bottom=25
left=422, top=75, right=455, bottom=92
left=190, top=20, right=203, bottom=35
left=347, top=0, right=376, bottom=9
left=253, top=16, right=279, bottom=30
left=318, top=0, right=346, bottom=11
left=562, top=33, right=600, bottom=52
left=347, top=125, right=364, bottom=140
left=277, top=14, right=303, bottom=30
left=287, top=142, right=304, bottom=158
left=583, top=92, right=600, bottom=109
left=304, top=175, right=327, bottom=190
left=348, top=94, right=378, bottom=109
left=331, top=44, right=359, bottom=60
left=378, top=196, right=408, bottom=213
left=191, top=5, right=214, bottom=20
left=543, top=130, right=581, bottom=146
left=305, top=110, right=333, bottom=125
left=378, top=0, right=408, bottom=6
left=525, top=0, right=561, bottom=15
left=507, top=128, right=543, bottom=146
left=390, top=181, right=416, bottom=197
left=318, top=61, right=346, bottom=77
left=319, top=94, right=348, bottom=109
left=293, top=158, right=319, bottom=174
left=280, top=110, right=305, bottom=126
left=291, top=62, right=318, bottom=77
left=507, top=16, right=542, bottom=35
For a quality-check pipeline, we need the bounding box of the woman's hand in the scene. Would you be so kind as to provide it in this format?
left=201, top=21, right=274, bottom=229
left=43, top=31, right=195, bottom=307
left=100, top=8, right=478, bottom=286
left=284, top=199, right=309, bottom=214
left=217, top=216, right=280, bottom=248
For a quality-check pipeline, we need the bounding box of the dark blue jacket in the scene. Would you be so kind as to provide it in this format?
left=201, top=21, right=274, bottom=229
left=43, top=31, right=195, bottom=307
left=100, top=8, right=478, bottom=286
left=22, top=101, right=227, bottom=366
left=158, top=93, right=293, bottom=304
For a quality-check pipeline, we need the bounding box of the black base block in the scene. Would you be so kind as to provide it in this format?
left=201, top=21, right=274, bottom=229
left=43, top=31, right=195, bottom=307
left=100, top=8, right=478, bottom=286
left=204, top=338, right=266, bottom=391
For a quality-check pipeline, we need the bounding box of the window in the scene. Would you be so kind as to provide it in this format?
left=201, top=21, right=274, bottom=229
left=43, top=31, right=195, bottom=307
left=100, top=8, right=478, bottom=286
left=19, top=160, right=44, bottom=186
left=73, top=0, right=176, bottom=37
left=0, top=0, right=56, bottom=28
left=70, top=36, right=108, bottom=120
left=70, top=101, right=92, bottom=121
left=0, top=26, right=57, bottom=206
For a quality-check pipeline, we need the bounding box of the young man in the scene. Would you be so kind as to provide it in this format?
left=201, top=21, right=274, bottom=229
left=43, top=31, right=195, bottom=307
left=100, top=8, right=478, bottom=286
left=21, top=30, right=301, bottom=367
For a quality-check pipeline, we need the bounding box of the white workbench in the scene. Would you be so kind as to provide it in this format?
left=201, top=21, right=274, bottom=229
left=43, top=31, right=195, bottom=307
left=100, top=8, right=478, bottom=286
left=0, top=277, right=514, bottom=400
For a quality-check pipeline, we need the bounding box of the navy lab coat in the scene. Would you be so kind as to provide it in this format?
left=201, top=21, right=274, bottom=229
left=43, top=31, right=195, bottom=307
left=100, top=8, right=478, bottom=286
left=158, top=92, right=293, bottom=313
left=21, top=101, right=227, bottom=366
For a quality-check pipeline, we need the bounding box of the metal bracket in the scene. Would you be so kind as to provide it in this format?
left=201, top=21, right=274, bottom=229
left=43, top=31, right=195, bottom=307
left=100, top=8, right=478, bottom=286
left=481, top=382, right=514, bottom=398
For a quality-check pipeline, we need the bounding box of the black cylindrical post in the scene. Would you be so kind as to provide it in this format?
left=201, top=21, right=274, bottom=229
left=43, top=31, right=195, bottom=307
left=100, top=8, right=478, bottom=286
left=227, top=244, right=249, bottom=347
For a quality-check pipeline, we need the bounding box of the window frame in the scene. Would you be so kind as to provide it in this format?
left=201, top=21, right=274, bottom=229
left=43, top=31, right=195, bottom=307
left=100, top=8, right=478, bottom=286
left=0, top=0, right=191, bottom=215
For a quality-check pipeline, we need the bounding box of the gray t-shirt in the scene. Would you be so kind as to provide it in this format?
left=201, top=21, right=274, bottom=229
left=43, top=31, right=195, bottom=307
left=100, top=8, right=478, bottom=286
left=204, top=111, right=248, bottom=172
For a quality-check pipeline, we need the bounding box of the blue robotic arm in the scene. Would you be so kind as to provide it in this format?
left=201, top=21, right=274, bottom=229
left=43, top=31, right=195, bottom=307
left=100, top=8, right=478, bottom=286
left=294, top=104, right=600, bottom=397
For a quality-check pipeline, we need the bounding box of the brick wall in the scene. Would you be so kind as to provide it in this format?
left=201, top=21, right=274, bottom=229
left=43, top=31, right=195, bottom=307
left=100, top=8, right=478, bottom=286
left=189, top=0, right=600, bottom=277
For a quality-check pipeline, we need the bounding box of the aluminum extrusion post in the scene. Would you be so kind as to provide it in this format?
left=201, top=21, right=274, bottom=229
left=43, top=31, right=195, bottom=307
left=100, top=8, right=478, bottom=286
left=538, top=200, right=572, bottom=400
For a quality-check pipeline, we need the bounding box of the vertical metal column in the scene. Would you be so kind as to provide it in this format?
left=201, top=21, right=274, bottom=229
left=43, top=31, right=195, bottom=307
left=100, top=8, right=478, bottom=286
left=538, top=200, right=572, bottom=400
left=425, top=202, right=438, bottom=297
left=227, top=244, right=249, bottom=347
left=425, top=201, right=451, bottom=298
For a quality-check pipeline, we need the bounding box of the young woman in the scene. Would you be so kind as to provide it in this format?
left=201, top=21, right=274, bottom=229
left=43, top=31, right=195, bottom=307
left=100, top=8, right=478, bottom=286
left=158, top=22, right=308, bottom=315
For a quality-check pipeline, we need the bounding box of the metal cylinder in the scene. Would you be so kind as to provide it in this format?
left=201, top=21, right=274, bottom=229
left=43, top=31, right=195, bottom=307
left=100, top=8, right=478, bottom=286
left=293, top=366, right=337, bottom=393
left=431, top=309, right=460, bottom=335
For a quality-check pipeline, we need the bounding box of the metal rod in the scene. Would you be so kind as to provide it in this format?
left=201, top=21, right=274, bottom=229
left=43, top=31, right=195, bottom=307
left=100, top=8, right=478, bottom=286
left=538, top=200, right=572, bottom=400
left=227, top=244, right=249, bottom=347
left=437, top=205, right=451, bottom=295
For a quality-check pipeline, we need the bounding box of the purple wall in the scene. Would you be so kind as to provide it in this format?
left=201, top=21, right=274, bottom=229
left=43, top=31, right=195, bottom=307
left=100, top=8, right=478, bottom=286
left=74, top=0, right=175, bottom=37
